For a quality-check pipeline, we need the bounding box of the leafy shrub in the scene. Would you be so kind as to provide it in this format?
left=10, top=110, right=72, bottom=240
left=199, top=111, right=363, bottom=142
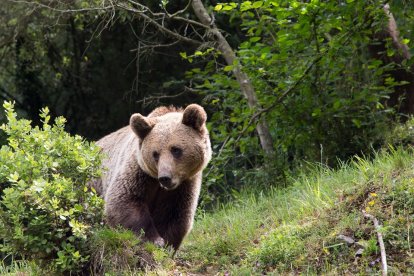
left=0, top=101, right=103, bottom=273
left=385, top=117, right=414, bottom=147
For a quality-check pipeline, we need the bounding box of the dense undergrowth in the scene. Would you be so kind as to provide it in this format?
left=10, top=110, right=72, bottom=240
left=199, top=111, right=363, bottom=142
left=2, top=146, right=414, bottom=275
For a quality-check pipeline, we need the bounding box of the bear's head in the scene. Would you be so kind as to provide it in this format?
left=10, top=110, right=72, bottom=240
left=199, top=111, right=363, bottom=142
left=130, top=104, right=212, bottom=190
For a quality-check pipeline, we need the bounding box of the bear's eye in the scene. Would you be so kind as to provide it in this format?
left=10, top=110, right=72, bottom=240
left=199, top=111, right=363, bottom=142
left=170, top=146, right=183, bottom=159
left=153, top=151, right=160, bottom=162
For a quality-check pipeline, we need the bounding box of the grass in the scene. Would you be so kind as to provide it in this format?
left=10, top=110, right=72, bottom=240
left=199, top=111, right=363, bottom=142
left=174, top=147, right=414, bottom=274
left=0, top=259, right=41, bottom=275
left=3, top=147, right=414, bottom=274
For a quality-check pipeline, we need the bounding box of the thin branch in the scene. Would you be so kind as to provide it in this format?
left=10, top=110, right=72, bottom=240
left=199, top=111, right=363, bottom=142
left=127, top=0, right=151, bottom=13
left=6, top=0, right=113, bottom=13
left=116, top=2, right=202, bottom=46
left=8, top=0, right=207, bottom=45
left=128, top=0, right=208, bottom=30
left=166, top=14, right=211, bottom=29
left=164, top=0, right=192, bottom=18
left=135, top=91, right=188, bottom=105
left=363, top=211, right=388, bottom=276
left=129, top=0, right=202, bottom=26
left=129, top=40, right=181, bottom=51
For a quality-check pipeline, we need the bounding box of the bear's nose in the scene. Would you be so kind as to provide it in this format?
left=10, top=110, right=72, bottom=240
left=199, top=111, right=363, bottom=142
left=158, top=176, right=172, bottom=188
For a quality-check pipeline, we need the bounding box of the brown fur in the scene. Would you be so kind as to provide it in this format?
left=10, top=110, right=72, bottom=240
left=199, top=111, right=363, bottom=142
left=92, top=104, right=211, bottom=249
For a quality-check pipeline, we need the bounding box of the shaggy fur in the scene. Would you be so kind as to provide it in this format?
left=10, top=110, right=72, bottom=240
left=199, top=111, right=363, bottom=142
left=92, top=104, right=211, bottom=249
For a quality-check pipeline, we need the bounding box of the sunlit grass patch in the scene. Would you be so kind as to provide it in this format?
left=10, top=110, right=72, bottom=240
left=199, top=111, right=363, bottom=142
left=90, top=227, right=173, bottom=275
left=0, top=260, right=41, bottom=275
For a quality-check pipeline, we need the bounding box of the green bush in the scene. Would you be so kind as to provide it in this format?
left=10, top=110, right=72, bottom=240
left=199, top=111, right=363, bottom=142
left=385, top=117, right=414, bottom=147
left=0, top=101, right=103, bottom=273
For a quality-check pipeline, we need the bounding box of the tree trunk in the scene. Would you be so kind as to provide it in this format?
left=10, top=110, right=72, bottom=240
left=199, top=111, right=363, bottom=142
left=191, top=0, right=274, bottom=154
left=369, top=4, right=414, bottom=116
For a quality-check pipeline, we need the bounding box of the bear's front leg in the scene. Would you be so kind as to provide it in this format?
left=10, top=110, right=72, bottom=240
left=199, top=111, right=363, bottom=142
left=105, top=199, right=165, bottom=246
left=153, top=179, right=201, bottom=250
left=160, top=219, right=192, bottom=250
left=153, top=196, right=197, bottom=249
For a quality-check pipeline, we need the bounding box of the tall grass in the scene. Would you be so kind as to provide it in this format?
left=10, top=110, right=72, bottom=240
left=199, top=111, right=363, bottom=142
left=178, top=147, right=414, bottom=274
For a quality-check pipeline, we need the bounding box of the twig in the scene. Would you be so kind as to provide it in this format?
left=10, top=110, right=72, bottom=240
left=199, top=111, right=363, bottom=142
left=129, top=40, right=181, bottom=51
left=163, top=0, right=192, bottom=18
left=116, top=2, right=202, bottom=46
left=6, top=0, right=112, bottom=13
left=363, top=210, right=388, bottom=276
left=135, top=91, right=187, bottom=105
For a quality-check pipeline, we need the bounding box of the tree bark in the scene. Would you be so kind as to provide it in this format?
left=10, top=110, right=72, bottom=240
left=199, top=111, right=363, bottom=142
left=369, top=4, right=414, bottom=116
left=191, top=0, right=274, bottom=154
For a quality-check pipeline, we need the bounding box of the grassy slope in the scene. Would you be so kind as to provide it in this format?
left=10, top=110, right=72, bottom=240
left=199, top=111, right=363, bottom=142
left=2, top=147, right=414, bottom=275
left=173, top=147, right=414, bottom=275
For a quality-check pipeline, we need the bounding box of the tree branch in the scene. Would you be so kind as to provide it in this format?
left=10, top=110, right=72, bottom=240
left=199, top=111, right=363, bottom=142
left=191, top=0, right=274, bottom=154
left=135, top=90, right=188, bottom=105
left=363, top=211, right=388, bottom=276
left=6, top=0, right=113, bottom=13
left=162, top=0, right=192, bottom=18
left=116, top=2, right=202, bottom=46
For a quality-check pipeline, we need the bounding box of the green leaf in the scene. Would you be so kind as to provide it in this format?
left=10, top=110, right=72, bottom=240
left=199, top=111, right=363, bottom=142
left=252, top=1, right=263, bottom=8
left=250, top=37, right=261, bottom=42
left=333, top=100, right=341, bottom=109
left=223, top=65, right=233, bottom=72
left=311, top=108, right=321, bottom=117
left=352, top=119, right=361, bottom=128
left=240, top=1, right=252, bottom=11
left=222, top=5, right=234, bottom=11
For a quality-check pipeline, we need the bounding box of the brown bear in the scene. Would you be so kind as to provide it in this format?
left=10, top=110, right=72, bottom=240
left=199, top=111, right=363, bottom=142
left=92, top=104, right=212, bottom=250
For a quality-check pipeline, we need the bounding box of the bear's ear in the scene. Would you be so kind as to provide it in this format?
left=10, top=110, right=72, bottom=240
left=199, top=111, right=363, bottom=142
left=130, top=113, right=155, bottom=140
left=182, top=104, right=207, bottom=131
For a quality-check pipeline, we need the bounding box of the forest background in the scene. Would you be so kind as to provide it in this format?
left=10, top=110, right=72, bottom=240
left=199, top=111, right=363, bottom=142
left=1, top=0, right=414, bottom=274
left=0, top=0, right=414, bottom=205
left=2, top=0, right=414, bottom=207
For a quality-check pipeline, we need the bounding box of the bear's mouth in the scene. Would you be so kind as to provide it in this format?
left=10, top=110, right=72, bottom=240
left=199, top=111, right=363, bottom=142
left=158, top=177, right=179, bottom=190
left=159, top=182, right=178, bottom=191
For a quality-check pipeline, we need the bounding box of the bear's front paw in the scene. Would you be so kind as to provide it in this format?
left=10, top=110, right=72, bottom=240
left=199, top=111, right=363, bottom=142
left=152, top=236, right=165, bottom=247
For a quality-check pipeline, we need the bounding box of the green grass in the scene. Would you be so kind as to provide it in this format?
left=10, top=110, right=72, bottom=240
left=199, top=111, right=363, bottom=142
left=0, top=259, right=42, bottom=275
left=175, top=147, right=414, bottom=274
left=3, top=147, right=414, bottom=274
